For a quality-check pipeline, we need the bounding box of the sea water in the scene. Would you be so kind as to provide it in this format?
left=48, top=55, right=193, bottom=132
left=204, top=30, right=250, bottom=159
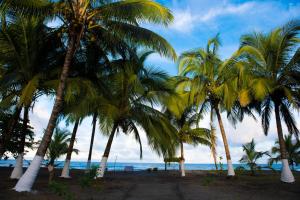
left=1, top=159, right=299, bottom=171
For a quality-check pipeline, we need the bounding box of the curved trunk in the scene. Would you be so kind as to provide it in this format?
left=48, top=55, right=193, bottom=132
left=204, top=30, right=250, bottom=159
left=86, top=113, right=97, bottom=170
left=210, top=110, right=218, bottom=171
left=14, top=34, right=78, bottom=192
left=0, top=106, right=22, bottom=159
left=10, top=106, right=29, bottom=179
left=96, top=123, right=118, bottom=178
left=180, top=141, right=185, bottom=177
left=215, top=106, right=235, bottom=176
left=274, top=104, right=295, bottom=183
left=61, top=119, right=80, bottom=178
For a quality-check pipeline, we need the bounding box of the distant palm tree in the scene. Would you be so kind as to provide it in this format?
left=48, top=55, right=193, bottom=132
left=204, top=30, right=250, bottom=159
left=3, top=0, right=176, bottom=191
left=165, top=104, right=211, bottom=176
left=239, top=139, right=269, bottom=175
left=46, top=128, right=78, bottom=182
left=237, top=20, right=300, bottom=182
left=269, top=135, right=300, bottom=171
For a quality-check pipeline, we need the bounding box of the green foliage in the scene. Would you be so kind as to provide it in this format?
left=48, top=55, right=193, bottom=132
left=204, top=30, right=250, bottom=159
left=218, top=156, right=224, bottom=171
left=0, top=110, right=34, bottom=159
left=48, top=181, right=74, bottom=200
left=239, top=139, right=269, bottom=175
left=45, top=128, right=78, bottom=166
left=269, top=135, right=300, bottom=170
left=79, top=165, right=99, bottom=189
left=201, top=176, right=214, bottom=186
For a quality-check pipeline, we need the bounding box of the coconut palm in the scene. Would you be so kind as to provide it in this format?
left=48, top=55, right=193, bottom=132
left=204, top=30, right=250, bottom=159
left=237, top=20, right=300, bottom=182
left=0, top=15, right=62, bottom=159
left=96, top=50, right=177, bottom=178
left=45, top=128, right=78, bottom=182
left=3, top=0, right=176, bottom=191
left=269, top=135, right=300, bottom=171
left=164, top=104, right=211, bottom=176
left=239, top=139, right=269, bottom=175
left=177, top=36, right=240, bottom=176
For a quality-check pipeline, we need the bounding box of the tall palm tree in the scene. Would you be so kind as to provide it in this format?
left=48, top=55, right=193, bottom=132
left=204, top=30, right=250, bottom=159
left=3, top=0, right=176, bottom=192
left=269, top=135, right=300, bottom=171
left=239, top=139, right=269, bottom=175
left=96, top=50, right=177, bottom=178
left=177, top=36, right=240, bottom=176
left=0, top=15, right=62, bottom=159
left=165, top=104, right=211, bottom=176
left=210, top=111, right=218, bottom=170
left=237, top=20, right=300, bottom=182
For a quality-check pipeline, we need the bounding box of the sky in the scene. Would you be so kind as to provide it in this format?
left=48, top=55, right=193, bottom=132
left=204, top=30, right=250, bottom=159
left=24, top=0, right=300, bottom=164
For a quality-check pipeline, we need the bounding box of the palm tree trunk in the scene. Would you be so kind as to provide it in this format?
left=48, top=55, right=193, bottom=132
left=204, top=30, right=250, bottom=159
left=0, top=106, right=22, bottom=159
left=61, top=119, right=80, bottom=178
left=10, top=106, right=29, bottom=179
left=274, top=104, right=295, bottom=183
left=14, top=34, right=79, bottom=192
left=210, top=110, right=218, bottom=171
left=180, top=141, right=185, bottom=177
left=86, top=113, right=97, bottom=170
left=96, top=123, right=118, bottom=178
left=215, top=106, right=235, bottom=176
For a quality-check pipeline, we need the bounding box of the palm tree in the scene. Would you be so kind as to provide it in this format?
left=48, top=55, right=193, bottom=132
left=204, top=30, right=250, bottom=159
left=210, top=111, right=218, bottom=170
left=177, top=36, right=240, bottom=176
left=45, top=128, right=78, bottom=182
left=237, top=20, right=300, bottom=182
left=239, top=139, right=269, bottom=175
left=96, top=50, right=177, bottom=178
left=0, top=15, right=62, bottom=159
left=4, top=0, right=176, bottom=192
left=269, top=135, right=300, bottom=171
left=165, top=104, right=211, bottom=176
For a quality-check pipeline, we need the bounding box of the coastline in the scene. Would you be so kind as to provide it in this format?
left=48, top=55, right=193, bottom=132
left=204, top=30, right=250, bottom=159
left=1, top=167, right=300, bottom=200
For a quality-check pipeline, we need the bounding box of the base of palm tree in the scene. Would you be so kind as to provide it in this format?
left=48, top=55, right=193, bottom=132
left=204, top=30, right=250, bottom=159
left=96, top=156, right=108, bottom=178
left=180, top=160, right=185, bottom=177
left=13, top=155, right=43, bottom=192
left=10, top=153, right=24, bottom=179
left=281, top=159, right=295, bottom=183
left=227, top=160, right=235, bottom=176
left=60, top=159, right=71, bottom=178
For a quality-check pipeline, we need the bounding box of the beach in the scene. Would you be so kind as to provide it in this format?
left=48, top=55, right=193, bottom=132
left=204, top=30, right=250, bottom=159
left=1, top=167, right=299, bottom=200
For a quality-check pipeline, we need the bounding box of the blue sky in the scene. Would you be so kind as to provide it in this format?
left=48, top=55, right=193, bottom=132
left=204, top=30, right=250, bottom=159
left=25, top=0, right=300, bottom=164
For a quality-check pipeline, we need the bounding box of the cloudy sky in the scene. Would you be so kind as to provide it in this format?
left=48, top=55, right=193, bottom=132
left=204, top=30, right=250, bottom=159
left=25, top=0, right=300, bottom=164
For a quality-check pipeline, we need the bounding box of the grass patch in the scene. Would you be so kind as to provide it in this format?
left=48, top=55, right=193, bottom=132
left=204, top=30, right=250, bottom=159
left=201, top=176, right=215, bottom=186
left=48, top=181, right=74, bottom=200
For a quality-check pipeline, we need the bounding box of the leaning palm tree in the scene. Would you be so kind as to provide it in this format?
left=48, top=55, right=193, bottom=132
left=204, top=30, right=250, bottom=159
left=177, top=36, right=240, bottom=176
left=269, top=135, right=300, bottom=171
left=164, top=103, right=211, bottom=176
left=96, top=50, right=177, bottom=178
left=4, top=0, right=176, bottom=192
left=237, top=20, right=300, bottom=182
left=239, top=139, right=269, bottom=175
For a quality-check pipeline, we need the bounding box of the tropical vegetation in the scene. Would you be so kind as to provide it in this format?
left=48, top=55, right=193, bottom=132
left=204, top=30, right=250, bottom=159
left=0, top=0, right=299, bottom=195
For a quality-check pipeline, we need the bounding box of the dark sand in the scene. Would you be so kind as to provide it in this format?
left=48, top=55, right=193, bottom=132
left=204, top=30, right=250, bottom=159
left=0, top=167, right=300, bottom=200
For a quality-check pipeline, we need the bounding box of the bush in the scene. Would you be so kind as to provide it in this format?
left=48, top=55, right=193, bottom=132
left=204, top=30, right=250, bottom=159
left=79, top=165, right=100, bottom=189
left=201, top=176, right=214, bottom=186
left=48, top=181, right=74, bottom=200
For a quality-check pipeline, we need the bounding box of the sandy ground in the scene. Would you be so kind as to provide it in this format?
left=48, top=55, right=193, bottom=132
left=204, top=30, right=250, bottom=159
left=0, top=167, right=300, bottom=200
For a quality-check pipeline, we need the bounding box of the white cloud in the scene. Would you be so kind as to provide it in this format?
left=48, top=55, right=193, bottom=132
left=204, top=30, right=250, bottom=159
left=170, top=2, right=254, bottom=33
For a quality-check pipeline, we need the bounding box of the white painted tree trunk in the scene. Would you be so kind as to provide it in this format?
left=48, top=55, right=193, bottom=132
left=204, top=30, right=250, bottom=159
left=281, top=159, right=295, bottom=183
left=60, top=159, right=71, bottom=178
left=180, top=160, right=185, bottom=177
left=13, top=155, right=43, bottom=192
left=227, top=160, right=235, bottom=176
left=10, top=153, right=23, bottom=179
left=96, top=157, right=107, bottom=178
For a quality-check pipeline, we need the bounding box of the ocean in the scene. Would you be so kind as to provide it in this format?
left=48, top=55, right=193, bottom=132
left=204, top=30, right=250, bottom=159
left=1, top=159, right=299, bottom=171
